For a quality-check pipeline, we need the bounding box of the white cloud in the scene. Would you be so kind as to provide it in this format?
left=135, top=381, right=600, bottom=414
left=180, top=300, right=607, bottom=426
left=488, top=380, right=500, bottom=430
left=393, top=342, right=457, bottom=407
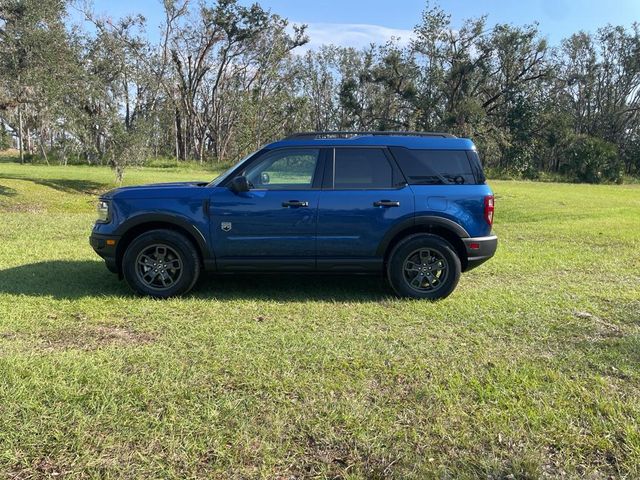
left=293, top=22, right=414, bottom=53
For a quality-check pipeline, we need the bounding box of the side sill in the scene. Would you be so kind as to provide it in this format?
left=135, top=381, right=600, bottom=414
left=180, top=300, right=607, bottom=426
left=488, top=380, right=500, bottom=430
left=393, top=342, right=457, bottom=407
left=317, top=258, right=383, bottom=272
left=212, top=257, right=384, bottom=273
left=216, top=257, right=315, bottom=272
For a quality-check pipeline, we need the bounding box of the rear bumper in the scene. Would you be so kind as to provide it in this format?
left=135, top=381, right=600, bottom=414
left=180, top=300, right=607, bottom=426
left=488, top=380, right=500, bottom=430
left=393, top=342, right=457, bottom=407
left=89, top=232, right=120, bottom=274
left=463, top=235, right=498, bottom=271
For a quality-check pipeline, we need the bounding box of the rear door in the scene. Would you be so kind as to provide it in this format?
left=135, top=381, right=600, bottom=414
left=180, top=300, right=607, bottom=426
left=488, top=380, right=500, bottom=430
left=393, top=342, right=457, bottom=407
left=316, top=147, right=414, bottom=271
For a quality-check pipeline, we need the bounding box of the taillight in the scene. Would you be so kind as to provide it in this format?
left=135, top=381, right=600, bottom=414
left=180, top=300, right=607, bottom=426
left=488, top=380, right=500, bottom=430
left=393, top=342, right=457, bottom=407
left=484, top=195, right=494, bottom=226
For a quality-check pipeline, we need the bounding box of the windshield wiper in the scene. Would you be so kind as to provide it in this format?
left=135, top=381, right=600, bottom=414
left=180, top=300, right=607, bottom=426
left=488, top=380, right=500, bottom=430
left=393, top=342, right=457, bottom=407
left=442, top=174, right=465, bottom=184
left=410, top=175, right=445, bottom=185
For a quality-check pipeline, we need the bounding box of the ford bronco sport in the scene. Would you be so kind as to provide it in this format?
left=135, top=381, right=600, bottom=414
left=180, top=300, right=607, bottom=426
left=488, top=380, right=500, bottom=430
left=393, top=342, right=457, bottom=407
left=90, top=132, right=497, bottom=299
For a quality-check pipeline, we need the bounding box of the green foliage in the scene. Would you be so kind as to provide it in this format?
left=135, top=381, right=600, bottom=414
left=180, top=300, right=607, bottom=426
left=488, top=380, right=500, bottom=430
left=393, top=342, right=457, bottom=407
left=0, top=124, right=11, bottom=150
left=563, top=135, right=622, bottom=183
left=104, top=123, right=154, bottom=182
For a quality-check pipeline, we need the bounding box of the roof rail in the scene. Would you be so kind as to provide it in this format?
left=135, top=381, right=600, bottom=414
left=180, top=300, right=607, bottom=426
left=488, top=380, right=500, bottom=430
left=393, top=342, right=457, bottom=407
left=285, top=131, right=457, bottom=140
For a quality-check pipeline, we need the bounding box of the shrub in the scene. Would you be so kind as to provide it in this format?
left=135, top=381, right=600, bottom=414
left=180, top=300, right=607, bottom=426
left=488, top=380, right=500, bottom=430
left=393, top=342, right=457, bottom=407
left=562, top=135, right=622, bottom=184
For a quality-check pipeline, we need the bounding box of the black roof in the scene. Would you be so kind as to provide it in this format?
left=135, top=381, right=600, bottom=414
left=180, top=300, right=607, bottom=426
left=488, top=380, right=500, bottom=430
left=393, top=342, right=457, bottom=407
left=285, top=131, right=457, bottom=140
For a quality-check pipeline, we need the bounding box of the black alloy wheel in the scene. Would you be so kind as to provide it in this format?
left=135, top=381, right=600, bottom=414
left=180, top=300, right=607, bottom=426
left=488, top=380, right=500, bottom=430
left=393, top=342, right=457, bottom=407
left=122, top=229, right=200, bottom=298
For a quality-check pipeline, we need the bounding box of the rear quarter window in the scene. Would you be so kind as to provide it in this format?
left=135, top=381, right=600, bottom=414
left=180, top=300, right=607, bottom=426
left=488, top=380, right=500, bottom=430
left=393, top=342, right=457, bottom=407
left=390, top=148, right=482, bottom=185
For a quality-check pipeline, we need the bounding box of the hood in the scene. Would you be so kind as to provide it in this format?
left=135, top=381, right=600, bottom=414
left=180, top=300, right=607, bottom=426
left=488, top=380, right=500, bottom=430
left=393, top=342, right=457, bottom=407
left=101, top=181, right=209, bottom=200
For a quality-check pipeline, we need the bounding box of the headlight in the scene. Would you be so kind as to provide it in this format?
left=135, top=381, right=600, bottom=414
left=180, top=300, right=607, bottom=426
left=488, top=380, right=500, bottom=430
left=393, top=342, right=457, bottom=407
left=96, top=200, right=110, bottom=223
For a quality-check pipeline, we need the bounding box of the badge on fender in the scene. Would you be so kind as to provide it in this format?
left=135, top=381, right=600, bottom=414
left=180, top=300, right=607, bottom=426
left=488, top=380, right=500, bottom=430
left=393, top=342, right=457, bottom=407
left=221, top=222, right=232, bottom=232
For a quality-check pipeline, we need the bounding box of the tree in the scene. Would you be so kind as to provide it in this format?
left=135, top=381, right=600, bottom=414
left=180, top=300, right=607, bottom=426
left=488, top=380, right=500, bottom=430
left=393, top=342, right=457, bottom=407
left=0, top=0, right=639, bottom=183
left=165, top=0, right=306, bottom=161
left=0, top=0, right=72, bottom=163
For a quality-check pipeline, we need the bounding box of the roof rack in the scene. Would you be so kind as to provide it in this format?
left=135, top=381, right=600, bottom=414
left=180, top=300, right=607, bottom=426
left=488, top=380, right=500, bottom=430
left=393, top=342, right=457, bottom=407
left=285, top=131, right=457, bottom=140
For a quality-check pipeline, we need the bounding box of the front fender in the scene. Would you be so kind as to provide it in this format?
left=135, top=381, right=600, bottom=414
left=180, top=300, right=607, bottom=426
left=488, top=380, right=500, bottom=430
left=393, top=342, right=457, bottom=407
left=114, top=212, right=210, bottom=260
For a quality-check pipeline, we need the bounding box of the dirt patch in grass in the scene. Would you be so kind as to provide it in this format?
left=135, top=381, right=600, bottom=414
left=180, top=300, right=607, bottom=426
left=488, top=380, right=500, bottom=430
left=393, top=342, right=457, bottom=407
left=0, top=202, right=45, bottom=214
left=1, top=326, right=155, bottom=353
left=8, top=457, right=72, bottom=480
left=276, top=432, right=401, bottom=479
left=39, top=325, right=156, bottom=351
left=573, top=310, right=626, bottom=339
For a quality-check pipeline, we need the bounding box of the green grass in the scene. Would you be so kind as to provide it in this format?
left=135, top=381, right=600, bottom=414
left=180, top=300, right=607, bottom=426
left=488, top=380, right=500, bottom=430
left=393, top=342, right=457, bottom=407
left=1, top=151, right=639, bottom=479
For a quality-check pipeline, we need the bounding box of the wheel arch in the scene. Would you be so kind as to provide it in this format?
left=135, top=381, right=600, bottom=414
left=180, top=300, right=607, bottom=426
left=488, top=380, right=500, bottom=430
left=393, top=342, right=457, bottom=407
left=114, top=214, right=209, bottom=276
left=378, top=216, right=469, bottom=271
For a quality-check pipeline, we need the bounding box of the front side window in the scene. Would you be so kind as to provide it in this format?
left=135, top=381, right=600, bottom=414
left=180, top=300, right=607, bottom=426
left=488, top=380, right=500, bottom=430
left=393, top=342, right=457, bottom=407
left=244, top=149, right=320, bottom=189
left=209, top=149, right=261, bottom=187
left=333, top=148, right=394, bottom=188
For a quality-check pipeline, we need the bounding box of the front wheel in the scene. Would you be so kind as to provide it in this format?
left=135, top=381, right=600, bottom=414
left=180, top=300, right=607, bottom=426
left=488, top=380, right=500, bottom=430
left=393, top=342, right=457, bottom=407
left=387, top=234, right=461, bottom=300
left=122, top=229, right=200, bottom=298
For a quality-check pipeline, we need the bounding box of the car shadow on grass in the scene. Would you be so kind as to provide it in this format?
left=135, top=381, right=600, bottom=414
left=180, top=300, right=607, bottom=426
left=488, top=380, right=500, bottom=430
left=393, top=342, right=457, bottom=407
left=0, top=260, right=392, bottom=301
left=0, top=261, right=130, bottom=298
left=0, top=174, right=109, bottom=195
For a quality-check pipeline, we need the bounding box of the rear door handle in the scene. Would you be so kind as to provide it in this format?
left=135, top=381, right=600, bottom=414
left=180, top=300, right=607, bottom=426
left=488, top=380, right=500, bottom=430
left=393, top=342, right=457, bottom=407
left=282, top=200, right=309, bottom=208
left=373, top=200, right=400, bottom=207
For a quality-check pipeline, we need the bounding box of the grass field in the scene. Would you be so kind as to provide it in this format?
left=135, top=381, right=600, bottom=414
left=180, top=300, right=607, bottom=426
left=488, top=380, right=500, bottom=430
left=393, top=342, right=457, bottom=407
left=0, top=153, right=639, bottom=479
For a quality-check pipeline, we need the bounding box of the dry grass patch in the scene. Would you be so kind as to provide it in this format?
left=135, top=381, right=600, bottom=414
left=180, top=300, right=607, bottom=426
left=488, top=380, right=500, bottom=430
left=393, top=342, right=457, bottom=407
left=40, top=325, right=156, bottom=351
left=1, top=325, right=156, bottom=353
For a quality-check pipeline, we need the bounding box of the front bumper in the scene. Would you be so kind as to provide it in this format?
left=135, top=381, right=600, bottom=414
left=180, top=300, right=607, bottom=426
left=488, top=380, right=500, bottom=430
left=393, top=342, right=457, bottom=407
left=90, top=232, right=121, bottom=274
left=462, top=235, right=498, bottom=271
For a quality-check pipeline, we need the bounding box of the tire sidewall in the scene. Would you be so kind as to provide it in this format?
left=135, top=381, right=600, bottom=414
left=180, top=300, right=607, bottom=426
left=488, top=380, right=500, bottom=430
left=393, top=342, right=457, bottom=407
left=387, top=234, right=461, bottom=300
left=122, top=230, right=200, bottom=298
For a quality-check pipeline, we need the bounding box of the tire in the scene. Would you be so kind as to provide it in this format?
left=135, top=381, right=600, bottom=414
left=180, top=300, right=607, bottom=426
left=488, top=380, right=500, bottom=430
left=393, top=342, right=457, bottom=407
left=122, top=229, right=200, bottom=298
left=387, top=233, right=461, bottom=300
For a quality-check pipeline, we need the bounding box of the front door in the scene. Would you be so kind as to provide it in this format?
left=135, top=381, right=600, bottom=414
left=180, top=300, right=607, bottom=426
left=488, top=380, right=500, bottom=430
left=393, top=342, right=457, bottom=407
left=209, top=148, right=323, bottom=271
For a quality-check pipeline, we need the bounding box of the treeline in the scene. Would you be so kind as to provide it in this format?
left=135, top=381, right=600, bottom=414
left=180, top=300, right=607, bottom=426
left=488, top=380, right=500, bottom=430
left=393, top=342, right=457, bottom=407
left=1, top=0, right=639, bottom=183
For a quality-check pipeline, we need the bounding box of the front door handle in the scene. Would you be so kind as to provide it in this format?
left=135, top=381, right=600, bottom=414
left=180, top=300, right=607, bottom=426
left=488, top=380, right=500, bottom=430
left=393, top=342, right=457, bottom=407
left=282, top=200, right=309, bottom=208
left=373, top=200, right=400, bottom=207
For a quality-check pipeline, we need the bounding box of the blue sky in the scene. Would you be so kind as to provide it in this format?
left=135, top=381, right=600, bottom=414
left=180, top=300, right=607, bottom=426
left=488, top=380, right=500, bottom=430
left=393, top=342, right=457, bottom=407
left=79, top=0, right=640, bottom=50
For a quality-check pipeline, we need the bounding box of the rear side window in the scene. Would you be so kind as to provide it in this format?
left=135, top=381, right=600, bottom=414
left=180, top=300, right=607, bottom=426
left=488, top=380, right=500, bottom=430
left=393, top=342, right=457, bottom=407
left=390, top=148, right=481, bottom=185
left=333, top=148, right=394, bottom=188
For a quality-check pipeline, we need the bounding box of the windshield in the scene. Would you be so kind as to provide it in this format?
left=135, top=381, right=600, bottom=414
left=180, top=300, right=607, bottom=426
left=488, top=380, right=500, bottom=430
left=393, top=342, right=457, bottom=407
left=207, top=150, right=260, bottom=187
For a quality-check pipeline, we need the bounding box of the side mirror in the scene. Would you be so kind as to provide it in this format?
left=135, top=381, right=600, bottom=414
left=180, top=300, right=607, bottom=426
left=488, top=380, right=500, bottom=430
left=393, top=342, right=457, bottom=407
left=229, top=175, right=251, bottom=193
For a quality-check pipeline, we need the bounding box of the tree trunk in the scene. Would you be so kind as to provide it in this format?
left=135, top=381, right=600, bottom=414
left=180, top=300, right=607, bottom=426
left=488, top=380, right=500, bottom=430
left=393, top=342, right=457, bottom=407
left=27, top=127, right=33, bottom=155
left=175, top=108, right=185, bottom=161
left=39, top=138, right=49, bottom=165
left=18, top=105, right=24, bottom=164
left=174, top=114, right=179, bottom=162
left=39, top=128, right=50, bottom=165
left=198, top=127, right=206, bottom=163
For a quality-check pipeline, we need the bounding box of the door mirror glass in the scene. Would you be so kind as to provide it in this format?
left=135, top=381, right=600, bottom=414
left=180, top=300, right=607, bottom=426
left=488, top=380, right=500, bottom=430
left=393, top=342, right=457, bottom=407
left=229, top=175, right=251, bottom=193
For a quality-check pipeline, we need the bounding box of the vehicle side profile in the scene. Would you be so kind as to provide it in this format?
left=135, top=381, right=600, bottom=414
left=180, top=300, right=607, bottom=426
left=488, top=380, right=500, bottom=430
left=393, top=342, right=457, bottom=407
left=90, top=132, right=497, bottom=299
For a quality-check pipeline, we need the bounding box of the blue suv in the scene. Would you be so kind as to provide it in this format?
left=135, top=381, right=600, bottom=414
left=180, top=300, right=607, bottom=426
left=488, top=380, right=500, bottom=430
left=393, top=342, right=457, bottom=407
left=90, top=132, right=497, bottom=299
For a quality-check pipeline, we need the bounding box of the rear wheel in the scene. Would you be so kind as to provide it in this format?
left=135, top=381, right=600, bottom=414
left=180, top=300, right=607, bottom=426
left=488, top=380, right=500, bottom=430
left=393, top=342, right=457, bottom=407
left=122, top=229, right=200, bottom=298
left=387, top=234, right=461, bottom=300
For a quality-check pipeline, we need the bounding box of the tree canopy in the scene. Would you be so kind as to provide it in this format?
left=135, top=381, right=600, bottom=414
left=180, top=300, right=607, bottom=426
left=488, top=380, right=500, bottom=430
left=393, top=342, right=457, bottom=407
left=0, top=0, right=639, bottom=182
